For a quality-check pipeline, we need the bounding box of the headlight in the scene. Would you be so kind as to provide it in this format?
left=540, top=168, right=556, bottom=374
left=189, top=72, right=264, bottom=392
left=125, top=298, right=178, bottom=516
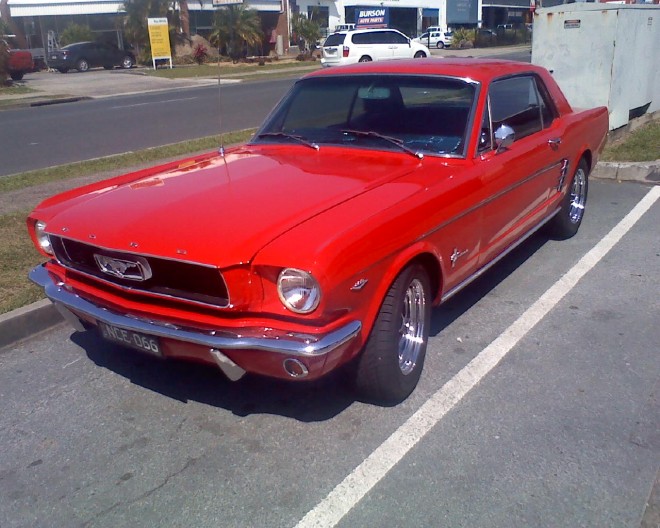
left=34, top=220, right=54, bottom=255
left=277, top=268, right=321, bottom=314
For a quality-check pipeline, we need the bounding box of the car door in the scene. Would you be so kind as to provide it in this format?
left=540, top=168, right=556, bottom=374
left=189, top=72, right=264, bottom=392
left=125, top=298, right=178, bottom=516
left=387, top=30, right=412, bottom=59
left=368, top=31, right=392, bottom=61
left=476, top=74, right=569, bottom=265
left=83, top=43, right=103, bottom=68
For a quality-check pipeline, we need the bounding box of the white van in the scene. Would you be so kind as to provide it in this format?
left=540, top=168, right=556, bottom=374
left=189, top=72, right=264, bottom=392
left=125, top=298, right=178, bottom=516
left=321, top=28, right=430, bottom=67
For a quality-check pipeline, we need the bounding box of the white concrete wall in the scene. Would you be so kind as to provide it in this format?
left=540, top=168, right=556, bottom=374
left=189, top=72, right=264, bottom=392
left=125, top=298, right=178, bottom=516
left=532, top=4, right=660, bottom=130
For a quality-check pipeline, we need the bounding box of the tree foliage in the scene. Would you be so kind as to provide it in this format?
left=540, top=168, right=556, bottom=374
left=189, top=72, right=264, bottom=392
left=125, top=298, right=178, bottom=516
left=59, top=23, right=94, bottom=46
left=291, top=12, right=321, bottom=55
left=210, top=5, right=262, bottom=61
left=121, top=0, right=182, bottom=59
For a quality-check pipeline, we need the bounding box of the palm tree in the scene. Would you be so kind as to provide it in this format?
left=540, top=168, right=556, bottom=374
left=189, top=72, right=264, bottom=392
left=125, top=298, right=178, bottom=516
left=210, top=5, right=263, bottom=61
left=291, top=12, right=321, bottom=56
left=122, top=0, right=173, bottom=56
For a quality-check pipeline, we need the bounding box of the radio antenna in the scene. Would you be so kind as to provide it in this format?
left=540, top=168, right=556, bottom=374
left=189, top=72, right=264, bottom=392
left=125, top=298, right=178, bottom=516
left=218, top=55, right=225, bottom=158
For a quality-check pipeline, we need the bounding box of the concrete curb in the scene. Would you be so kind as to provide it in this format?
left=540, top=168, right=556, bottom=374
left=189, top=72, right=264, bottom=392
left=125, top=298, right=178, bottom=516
left=0, top=298, right=63, bottom=350
left=592, top=161, right=660, bottom=185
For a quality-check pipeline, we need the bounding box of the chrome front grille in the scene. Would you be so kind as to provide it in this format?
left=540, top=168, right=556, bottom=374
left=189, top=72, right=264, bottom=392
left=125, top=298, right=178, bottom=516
left=51, top=236, right=230, bottom=307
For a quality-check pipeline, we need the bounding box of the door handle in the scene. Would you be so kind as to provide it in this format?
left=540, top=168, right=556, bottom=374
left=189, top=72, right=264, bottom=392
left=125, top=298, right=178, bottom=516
left=548, top=138, right=561, bottom=150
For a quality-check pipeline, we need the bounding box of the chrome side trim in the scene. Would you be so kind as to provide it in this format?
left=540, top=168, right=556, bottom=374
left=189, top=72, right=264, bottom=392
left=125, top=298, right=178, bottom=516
left=442, top=208, right=559, bottom=302
left=29, top=265, right=361, bottom=358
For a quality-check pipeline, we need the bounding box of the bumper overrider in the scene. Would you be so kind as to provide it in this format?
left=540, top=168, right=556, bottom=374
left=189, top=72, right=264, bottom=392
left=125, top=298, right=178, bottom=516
left=29, top=265, right=362, bottom=382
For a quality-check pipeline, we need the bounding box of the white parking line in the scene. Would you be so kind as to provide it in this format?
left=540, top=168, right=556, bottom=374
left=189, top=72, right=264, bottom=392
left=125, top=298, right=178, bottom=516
left=295, top=185, right=660, bottom=528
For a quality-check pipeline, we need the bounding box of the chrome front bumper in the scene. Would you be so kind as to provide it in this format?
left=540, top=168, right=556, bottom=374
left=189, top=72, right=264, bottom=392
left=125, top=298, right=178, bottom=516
left=30, top=265, right=361, bottom=377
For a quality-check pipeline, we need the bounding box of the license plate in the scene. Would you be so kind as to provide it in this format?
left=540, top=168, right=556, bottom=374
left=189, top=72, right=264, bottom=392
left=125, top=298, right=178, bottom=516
left=98, top=322, right=161, bottom=356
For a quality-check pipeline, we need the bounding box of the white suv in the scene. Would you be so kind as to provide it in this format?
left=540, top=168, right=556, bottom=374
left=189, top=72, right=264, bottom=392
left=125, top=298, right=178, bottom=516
left=321, top=28, right=430, bottom=67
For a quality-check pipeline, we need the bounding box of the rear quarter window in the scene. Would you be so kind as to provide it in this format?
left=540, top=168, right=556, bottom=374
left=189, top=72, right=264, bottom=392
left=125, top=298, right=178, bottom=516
left=323, top=34, right=345, bottom=47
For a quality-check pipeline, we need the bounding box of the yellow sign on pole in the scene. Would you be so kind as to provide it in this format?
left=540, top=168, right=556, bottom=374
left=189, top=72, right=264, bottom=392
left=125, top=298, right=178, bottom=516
left=147, top=17, right=172, bottom=69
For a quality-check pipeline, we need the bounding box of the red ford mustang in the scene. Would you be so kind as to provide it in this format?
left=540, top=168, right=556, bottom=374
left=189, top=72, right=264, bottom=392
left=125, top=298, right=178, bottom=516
left=28, top=59, right=609, bottom=403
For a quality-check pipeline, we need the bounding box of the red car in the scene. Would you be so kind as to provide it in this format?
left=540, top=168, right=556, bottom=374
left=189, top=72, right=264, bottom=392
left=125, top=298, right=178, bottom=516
left=28, top=59, right=608, bottom=403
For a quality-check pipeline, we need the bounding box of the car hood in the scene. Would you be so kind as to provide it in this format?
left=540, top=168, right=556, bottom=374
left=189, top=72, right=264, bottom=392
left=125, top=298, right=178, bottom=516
left=41, top=145, right=422, bottom=267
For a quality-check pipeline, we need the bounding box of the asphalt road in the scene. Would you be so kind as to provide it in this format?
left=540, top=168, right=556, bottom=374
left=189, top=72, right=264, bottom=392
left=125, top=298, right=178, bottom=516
left=0, top=49, right=531, bottom=177
left=1, top=180, right=658, bottom=527
left=0, top=78, right=295, bottom=177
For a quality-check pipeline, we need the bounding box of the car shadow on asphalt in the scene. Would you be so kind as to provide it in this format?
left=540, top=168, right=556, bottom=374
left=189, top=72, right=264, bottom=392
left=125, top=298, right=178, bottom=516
left=70, top=231, right=550, bottom=420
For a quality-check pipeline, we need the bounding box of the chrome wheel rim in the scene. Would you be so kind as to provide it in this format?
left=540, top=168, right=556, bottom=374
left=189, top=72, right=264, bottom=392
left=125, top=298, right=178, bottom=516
left=398, top=278, right=427, bottom=375
left=568, top=167, right=587, bottom=223
left=122, top=57, right=132, bottom=68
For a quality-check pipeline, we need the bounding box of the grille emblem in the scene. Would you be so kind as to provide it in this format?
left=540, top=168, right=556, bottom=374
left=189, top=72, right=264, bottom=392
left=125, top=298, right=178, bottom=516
left=93, top=254, right=152, bottom=281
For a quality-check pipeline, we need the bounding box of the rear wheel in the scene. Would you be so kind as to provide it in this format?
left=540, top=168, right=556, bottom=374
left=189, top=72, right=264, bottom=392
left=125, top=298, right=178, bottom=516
left=120, top=56, right=134, bottom=69
left=414, top=51, right=427, bottom=58
left=10, top=71, right=24, bottom=81
left=547, top=158, right=589, bottom=239
left=358, top=55, right=372, bottom=62
left=76, top=58, right=89, bottom=72
left=436, top=41, right=445, bottom=49
left=354, top=263, right=431, bottom=403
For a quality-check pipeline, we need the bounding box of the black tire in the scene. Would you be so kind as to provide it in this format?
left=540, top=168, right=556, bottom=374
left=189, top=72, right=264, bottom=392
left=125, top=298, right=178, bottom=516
left=57, top=67, right=69, bottom=74
left=436, top=41, right=445, bottom=49
left=76, top=58, right=90, bottom=72
left=120, top=56, right=134, bottom=69
left=547, top=158, right=589, bottom=239
left=9, top=71, right=24, bottom=81
left=353, top=263, right=431, bottom=403
left=358, top=55, right=372, bottom=63
left=414, top=51, right=427, bottom=58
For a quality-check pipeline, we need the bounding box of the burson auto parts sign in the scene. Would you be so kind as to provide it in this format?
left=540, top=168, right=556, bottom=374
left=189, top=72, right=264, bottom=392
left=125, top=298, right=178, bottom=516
left=355, top=7, right=390, bottom=28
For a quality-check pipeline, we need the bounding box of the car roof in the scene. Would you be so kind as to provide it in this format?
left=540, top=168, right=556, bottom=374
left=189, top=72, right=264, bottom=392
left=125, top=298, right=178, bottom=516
left=304, top=58, right=547, bottom=84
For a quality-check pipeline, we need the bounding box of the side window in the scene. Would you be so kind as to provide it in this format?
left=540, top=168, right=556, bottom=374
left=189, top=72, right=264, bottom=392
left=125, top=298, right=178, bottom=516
left=389, top=31, right=409, bottom=44
left=478, top=100, right=492, bottom=153
left=534, top=77, right=557, bottom=128
left=351, top=33, right=368, bottom=45
left=488, top=76, right=543, bottom=141
left=372, top=31, right=389, bottom=44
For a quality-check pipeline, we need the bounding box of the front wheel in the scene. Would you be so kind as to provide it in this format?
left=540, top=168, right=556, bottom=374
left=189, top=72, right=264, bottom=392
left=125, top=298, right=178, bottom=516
left=436, top=41, right=445, bottom=49
left=353, top=263, right=431, bottom=403
left=10, top=71, right=24, bottom=81
left=547, top=158, right=589, bottom=239
left=76, top=58, right=90, bottom=72
left=121, top=56, right=134, bottom=69
left=414, top=51, right=427, bottom=58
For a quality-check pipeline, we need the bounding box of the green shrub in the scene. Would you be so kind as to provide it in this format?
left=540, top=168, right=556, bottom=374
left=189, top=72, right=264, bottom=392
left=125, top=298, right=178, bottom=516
left=59, top=23, right=94, bottom=46
left=451, top=28, right=473, bottom=48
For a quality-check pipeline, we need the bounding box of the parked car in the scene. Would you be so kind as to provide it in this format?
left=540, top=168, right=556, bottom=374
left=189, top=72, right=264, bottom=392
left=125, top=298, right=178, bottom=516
left=28, top=59, right=608, bottom=403
left=1, top=37, right=34, bottom=80
left=321, top=28, right=429, bottom=67
left=48, top=41, right=135, bottom=73
left=413, top=30, right=453, bottom=49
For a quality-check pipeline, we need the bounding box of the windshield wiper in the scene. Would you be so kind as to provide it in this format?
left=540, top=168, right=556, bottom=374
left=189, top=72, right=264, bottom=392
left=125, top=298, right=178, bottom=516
left=341, top=129, right=423, bottom=159
left=257, top=132, right=319, bottom=150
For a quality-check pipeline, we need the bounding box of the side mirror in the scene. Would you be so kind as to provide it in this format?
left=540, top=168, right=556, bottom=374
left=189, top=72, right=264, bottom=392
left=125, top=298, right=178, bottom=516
left=494, top=124, right=515, bottom=152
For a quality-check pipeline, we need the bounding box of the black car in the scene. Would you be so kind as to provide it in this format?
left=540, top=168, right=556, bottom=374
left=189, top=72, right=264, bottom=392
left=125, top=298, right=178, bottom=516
left=49, top=42, right=135, bottom=73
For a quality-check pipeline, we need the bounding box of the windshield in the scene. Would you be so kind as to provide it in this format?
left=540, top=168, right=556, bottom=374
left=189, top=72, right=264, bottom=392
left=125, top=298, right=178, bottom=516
left=253, top=74, right=477, bottom=158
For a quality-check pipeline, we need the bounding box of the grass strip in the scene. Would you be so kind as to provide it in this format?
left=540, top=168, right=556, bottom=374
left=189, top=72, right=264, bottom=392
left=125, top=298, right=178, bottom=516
left=0, top=209, right=45, bottom=314
left=145, top=60, right=319, bottom=79
left=602, top=121, right=660, bottom=162
left=0, top=129, right=256, bottom=193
